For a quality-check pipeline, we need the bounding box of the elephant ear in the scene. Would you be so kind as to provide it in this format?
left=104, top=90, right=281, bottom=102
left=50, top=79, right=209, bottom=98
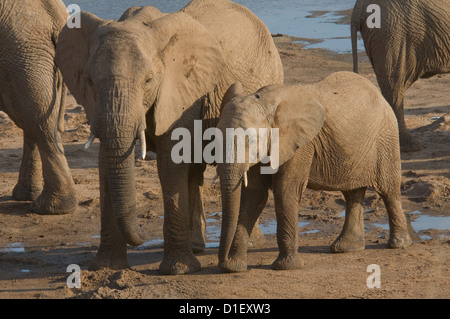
left=219, top=82, right=245, bottom=114
left=272, top=86, right=325, bottom=167
left=55, top=12, right=109, bottom=120
left=151, top=13, right=226, bottom=136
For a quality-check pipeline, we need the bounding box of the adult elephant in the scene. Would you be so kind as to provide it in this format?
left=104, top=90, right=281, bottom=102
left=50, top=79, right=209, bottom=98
left=351, top=0, right=450, bottom=152
left=0, top=0, right=77, bottom=214
left=55, top=0, right=284, bottom=274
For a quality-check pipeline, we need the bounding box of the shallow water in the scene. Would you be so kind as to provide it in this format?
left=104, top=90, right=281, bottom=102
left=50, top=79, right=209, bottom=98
left=1, top=242, right=25, bottom=253
left=62, top=0, right=359, bottom=52
left=409, top=211, right=450, bottom=232
left=372, top=210, right=450, bottom=241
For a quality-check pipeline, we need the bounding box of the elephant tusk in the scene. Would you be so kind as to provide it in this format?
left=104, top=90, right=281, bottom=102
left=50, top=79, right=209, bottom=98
left=139, top=130, right=146, bottom=160
left=243, top=171, right=248, bottom=188
left=84, top=133, right=95, bottom=150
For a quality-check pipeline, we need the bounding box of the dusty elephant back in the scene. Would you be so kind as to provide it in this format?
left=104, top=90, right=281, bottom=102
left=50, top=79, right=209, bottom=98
left=181, top=0, right=284, bottom=110
left=310, top=71, right=396, bottom=124
left=306, top=72, right=401, bottom=192
left=0, top=0, right=68, bottom=39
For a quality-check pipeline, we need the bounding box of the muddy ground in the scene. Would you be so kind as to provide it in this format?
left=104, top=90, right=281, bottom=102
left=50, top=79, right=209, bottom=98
left=0, top=15, right=449, bottom=300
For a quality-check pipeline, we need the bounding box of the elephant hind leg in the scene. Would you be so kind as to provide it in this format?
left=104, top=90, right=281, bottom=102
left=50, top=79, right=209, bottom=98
left=12, top=132, right=43, bottom=201
left=378, top=80, right=420, bottom=152
left=379, top=191, right=412, bottom=249
left=331, top=187, right=366, bottom=253
left=27, top=125, right=77, bottom=215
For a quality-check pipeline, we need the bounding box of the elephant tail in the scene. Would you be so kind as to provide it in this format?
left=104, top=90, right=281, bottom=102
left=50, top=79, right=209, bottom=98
left=54, top=69, right=67, bottom=154
left=351, top=17, right=359, bottom=74
left=58, top=80, right=67, bottom=134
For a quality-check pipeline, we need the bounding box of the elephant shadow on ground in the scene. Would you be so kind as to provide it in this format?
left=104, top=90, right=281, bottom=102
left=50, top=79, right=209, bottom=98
left=0, top=196, right=31, bottom=216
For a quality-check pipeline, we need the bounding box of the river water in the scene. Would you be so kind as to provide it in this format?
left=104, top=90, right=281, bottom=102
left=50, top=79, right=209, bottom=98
left=61, top=0, right=360, bottom=53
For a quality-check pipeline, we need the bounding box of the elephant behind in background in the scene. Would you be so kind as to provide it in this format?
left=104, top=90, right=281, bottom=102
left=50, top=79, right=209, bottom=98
left=351, top=0, right=450, bottom=152
left=0, top=0, right=77, bottom=214
left=55, top=0, right=284, bottom=274
left=216, top=72, right=412, bottom=272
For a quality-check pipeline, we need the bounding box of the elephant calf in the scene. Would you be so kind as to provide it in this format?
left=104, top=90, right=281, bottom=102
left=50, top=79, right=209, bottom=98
left=216, top=71, right=412, bottom=272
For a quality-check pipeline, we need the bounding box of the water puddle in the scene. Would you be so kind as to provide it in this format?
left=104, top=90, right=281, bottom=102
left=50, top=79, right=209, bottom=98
left=371, top=211, right=450, bottom=240
left=301, top=229, right=320, bottom=234
left=1, top=242, right=25, bottom=253
left=409, top=211, right=450, bottom=232
left=259, top=220, right=310, bottom=235
left=133, top=215, right=322, bottom=250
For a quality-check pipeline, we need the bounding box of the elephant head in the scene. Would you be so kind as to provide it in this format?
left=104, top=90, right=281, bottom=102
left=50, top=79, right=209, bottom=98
left=55, top=9, right=226, bottom=250
left=216, top=83, right=325, bottom=267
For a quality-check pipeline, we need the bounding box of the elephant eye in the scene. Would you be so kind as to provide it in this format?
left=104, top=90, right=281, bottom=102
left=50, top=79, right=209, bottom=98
left=145, top=77, right=152, bottom=85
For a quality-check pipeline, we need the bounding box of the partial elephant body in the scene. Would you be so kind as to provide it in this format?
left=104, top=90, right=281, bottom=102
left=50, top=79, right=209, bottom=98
left=217, top=72, right=411, bottom=272
left=351, top=0, right=450, bottom=151
left=0, top=0, right=77, bottom=214
left=56, top=0, right=283, bottom=274
left=306, top=73, right=400, bottom=194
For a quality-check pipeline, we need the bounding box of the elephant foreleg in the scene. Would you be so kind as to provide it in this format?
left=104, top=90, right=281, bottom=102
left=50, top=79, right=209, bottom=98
left=225, top=170, right=270, bottom=272
left=189, top=163, right=206, bottom=253
left=272, top=152, right=312, bottom=270
left=157, top=135, right=201, bottom=275
left=12, top=132, right=42, bottom=201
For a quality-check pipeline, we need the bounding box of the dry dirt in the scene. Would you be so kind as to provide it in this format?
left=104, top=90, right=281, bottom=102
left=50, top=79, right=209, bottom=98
left=0, top=18, right=449, bottom=300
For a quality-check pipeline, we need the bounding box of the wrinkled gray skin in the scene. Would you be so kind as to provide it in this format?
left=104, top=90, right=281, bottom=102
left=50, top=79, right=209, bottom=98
left=217, top=72, right=412, bottom=272
left=55, top=0, right=284, bottom=274
left=0, top=0, right=77, bottom=214
left=351, top=0, right=450, bottom=152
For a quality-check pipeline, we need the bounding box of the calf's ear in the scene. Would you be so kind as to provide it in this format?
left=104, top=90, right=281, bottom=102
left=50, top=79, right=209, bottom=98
left=219, top=82, right=245, bottom=114
left=272, top=86, right=325, bottom=167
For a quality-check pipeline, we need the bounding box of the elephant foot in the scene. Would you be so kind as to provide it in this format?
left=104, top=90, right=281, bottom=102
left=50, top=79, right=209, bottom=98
left=158, top=251, right=201, bottom=275
left=219, top=255, right=248, bottom=273
left=29, top=190, right=77, bottom=215
left=400, top=134, right=421, bottom=153
left=388, top=232, right=412, bottom=249
left=91, top=249, right=130, bottom=271
left=330, top=233, right=365, bottom=253
left=12, top=183, right=42, bottom=202
left=271, top=253, right=304, bottom=270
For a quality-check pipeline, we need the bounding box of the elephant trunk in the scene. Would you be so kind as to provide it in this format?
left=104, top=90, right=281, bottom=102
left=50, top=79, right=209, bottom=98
left=217, top=162, right=246, bottom=268
left=99, top=136, right=146, bottom=246
left=97, top=85, right=147, bottom=247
